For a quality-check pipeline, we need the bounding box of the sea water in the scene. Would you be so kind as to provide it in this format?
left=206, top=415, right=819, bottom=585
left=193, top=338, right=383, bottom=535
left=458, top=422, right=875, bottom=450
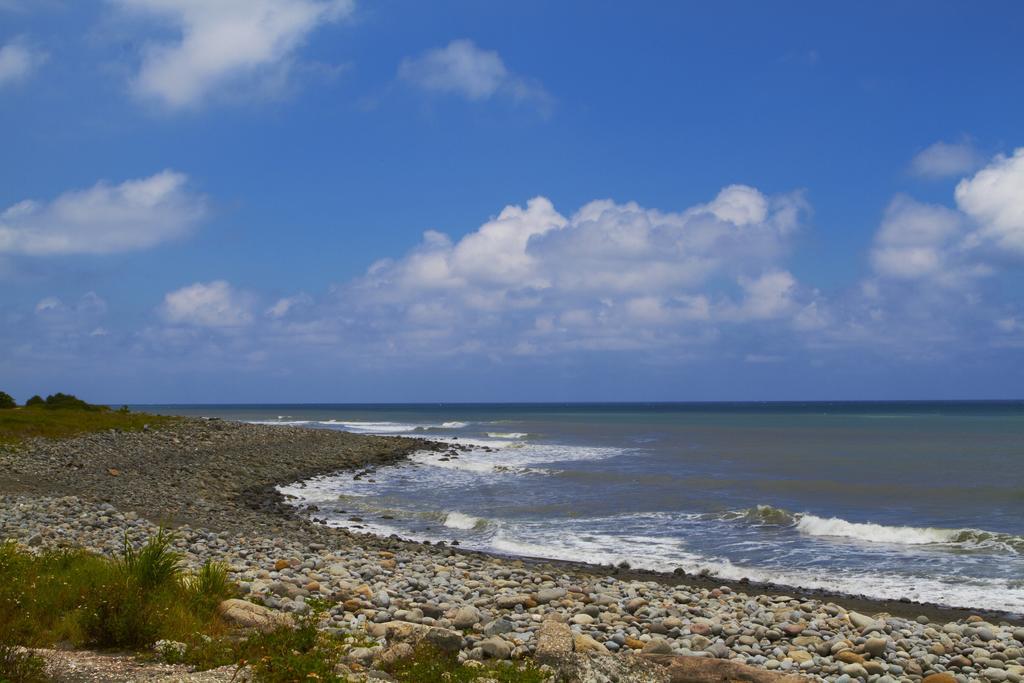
left=144, top=402, right=1024, bottom=614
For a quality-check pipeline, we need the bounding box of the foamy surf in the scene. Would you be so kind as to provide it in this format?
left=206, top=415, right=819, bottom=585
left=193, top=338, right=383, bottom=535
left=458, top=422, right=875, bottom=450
left=251, top=403, right=1024, bottom=618
left=279, top=472, right=1024, bottom=614
left=487, top=524, right=1024, bottom=614
left=444, top=511, right=487, bottom=530
left=714, top=505, right=1024, bottom=554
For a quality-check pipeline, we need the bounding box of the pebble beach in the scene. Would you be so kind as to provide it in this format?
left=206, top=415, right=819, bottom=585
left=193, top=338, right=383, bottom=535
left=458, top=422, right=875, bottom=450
left=2, top=419, right=1022, bottom=683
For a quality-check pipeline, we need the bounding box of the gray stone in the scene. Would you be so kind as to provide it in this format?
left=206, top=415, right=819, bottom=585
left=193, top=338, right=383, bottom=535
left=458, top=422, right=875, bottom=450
left=451, top=605, right=481, bottom=629
left=642, top=638, right=674, bottom=655
left=479, top=637, right=512, bottom=660
left=217, top=599, right=293, bottom=633
left=483, top=618, right=514, bottom=636
left=865, top=637, right=889, bottom=657
left=536, top=587, right=566, bottom=604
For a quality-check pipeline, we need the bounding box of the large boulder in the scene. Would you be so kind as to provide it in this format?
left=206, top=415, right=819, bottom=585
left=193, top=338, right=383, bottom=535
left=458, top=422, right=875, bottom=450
left=550, top=653, right=671, bottom=683
left=217, top=599, right=293, bottom=633
left=451, top=605, right=482, bottom=629
left=495, top=593, right=533, bottom=609
left=535, top=619, right=574, bottom=663
left=536, top=619, right=668, bottom=683
left=382, top=620, right=462, bottom=654
left=640, top=654, right=807, bottom=683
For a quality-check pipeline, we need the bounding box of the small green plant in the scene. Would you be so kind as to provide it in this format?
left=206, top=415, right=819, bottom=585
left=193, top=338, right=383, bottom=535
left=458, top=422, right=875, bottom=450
left=0, top=392, right=15, bottom=410
left=0, top=642, right=48, bottom=683
left=187, top=561, right=236, bottom=615
left=240, top=598, right=347, bottom=682
left=120, top=529, right=181, bottom=591
left=382, top=645, right=549, bottom=683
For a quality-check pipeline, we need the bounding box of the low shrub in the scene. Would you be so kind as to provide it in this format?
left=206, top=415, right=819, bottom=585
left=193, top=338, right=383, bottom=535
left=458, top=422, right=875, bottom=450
left=24, top=396, right=44, bottom=407
left=0, top=532, right=235, bottom=652
left=0, top=392, right=15, bottom=410
left=382, top=645, right=549, bottom=683
left=42, top=393, right=100, bottom=411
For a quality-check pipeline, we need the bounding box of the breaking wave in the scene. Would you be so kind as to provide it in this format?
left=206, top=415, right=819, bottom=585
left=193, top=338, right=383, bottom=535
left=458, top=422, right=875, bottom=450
left=714, top=505, right=1024, bottom=554
left=444, top=511, right=488, bottom=530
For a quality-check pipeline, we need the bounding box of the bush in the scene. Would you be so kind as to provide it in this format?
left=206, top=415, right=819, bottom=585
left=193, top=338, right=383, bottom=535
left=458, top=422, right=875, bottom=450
left=0, top=532, right=235, bottom=652
left=42, top=393, right=102, bottom=411
left=0, top=392, right=15, bottom=410
left=24, top=396, right=44, bottom=407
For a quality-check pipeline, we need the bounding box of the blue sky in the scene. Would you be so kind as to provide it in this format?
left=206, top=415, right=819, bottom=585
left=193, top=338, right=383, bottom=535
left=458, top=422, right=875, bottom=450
left=1, top=0, right=1023, bottom=403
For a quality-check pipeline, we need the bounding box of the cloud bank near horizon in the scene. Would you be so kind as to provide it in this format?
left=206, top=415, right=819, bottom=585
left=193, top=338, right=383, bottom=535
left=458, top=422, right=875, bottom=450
left=7, top=145, right=1022, bottom=394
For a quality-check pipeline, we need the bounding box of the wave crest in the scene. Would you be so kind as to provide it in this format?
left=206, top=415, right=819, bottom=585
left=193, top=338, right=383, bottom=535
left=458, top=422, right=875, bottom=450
left=716, top=505, right=1024, bottom=554
left=444, top=511, right=488, bottom=530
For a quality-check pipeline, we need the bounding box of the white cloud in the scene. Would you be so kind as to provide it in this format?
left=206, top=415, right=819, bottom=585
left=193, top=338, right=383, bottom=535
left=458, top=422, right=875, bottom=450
left=162, top=281, right=253, bottom=327
left=265, top=293, right=311, bottom=318
left=337, top=186, right=810, bottom=357
left=0, top=37, right=47, bottom=87
left=113, top=0, right=353, bottom=109
left=910, top=140, right=981, bottom=178
left=955, top=148, right=1024, bottom=256
left=730, top=270, right=798, bottom=321
left=870, top=195, right=965, bottom=280
left=359, top=186, right=804, bottom=305
left=0, top=170, right=206, bottom=256
left=399, top=39, right=549, bottom=105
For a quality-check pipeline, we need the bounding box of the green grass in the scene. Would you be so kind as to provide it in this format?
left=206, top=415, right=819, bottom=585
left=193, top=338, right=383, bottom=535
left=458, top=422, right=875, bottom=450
left=0, top=536, right=548, bottom=682
left=0, top=406, right=177, bottom=447
left=382, top=646, right=550, bottom=683
left=162, top=600, right=548, bottom=682
left=0, top=532, right=235, bottom=652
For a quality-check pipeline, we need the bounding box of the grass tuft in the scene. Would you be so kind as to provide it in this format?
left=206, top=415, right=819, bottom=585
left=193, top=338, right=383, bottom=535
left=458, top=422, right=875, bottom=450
left=120, top=529, right=181, bottom=591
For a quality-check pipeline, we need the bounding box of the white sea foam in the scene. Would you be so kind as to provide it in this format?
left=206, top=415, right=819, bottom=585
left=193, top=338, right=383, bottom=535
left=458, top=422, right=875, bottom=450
left=487, top=432, right=528, bottom=439
left=444, top=511, right=485, bottom=530
left=797, top=514, right=958, bottom=545
left=322, top=420, right=423, bottom=433
left=408, top=439, right=620, bottom=476
left=488, top=523, right=1024, bottom=614
left=312, top=419, right=470, bottom=434
left=711, top=505, right=1024, bottom=555
left=247, top=420, right=313, bottom=426
left=277, top=476, right=1024, bottom=615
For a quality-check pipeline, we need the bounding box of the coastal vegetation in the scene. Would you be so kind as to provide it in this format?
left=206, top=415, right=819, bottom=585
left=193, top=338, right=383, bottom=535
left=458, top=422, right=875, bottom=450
left=0, top=532, right=550, bottom=682
left=0, top=392, right=176, bottom=446
left=0, top=531, right=234, bottom=681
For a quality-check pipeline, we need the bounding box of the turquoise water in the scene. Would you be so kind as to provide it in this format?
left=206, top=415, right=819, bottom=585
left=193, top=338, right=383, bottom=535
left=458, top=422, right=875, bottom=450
left=144, top=402, right=1024, bottom=614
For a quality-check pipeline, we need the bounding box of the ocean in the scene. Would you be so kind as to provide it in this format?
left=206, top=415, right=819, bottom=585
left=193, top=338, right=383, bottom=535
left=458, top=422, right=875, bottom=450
left=143, top=402, right=1024, bottom=615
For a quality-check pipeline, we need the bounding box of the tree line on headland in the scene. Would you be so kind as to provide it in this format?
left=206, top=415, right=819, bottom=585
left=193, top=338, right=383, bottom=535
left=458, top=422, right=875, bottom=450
left=0, top=392, right=106, bottom=411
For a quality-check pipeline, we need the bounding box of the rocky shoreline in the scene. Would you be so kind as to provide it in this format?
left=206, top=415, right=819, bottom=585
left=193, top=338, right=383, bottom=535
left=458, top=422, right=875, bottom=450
left=2, top=419, right=1022, bottom=682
